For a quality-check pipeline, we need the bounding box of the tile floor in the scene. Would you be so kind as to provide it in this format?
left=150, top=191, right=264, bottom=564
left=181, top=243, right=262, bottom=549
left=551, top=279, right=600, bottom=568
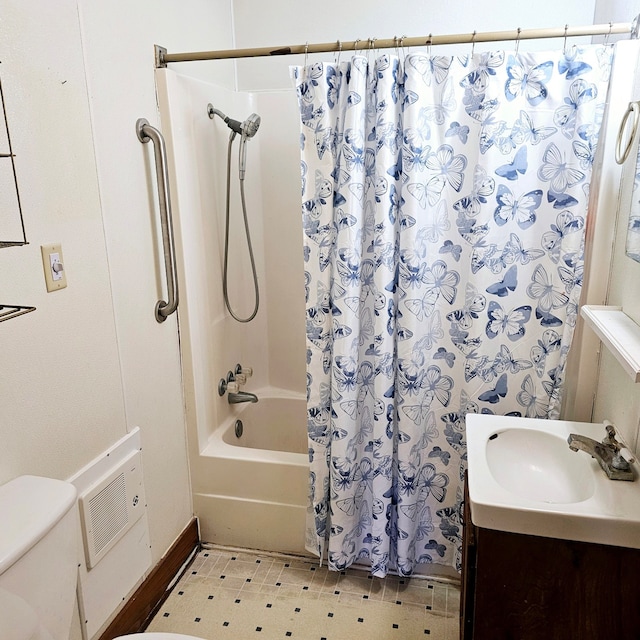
left=146, top=545, right=460, bottom=639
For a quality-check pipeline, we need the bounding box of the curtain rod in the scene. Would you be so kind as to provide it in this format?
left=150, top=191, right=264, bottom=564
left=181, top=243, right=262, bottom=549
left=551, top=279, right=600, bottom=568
left=155, top=19, right=639, bottom=66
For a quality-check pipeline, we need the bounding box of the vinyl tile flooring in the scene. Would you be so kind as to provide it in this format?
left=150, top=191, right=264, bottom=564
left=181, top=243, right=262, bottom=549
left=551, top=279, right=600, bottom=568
left=145, top=545, right=460, bottom=639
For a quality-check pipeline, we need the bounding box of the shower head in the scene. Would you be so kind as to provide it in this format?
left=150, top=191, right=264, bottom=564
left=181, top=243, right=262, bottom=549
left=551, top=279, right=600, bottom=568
left=241, top=113, right=261, bottom=139
left=207, top=104, right=261, bottom=139
left=207, top=104, right=261, bottom=180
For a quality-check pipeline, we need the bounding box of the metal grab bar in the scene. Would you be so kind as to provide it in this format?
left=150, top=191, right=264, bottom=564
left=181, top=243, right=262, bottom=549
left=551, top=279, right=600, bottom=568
left=136, top=118, right=179, bottom=323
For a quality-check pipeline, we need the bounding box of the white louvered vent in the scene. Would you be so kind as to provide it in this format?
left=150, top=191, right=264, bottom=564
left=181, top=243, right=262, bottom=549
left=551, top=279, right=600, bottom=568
left=79, top=449, right=146, bottom=569
left=88, top=472, right=128, bottom=555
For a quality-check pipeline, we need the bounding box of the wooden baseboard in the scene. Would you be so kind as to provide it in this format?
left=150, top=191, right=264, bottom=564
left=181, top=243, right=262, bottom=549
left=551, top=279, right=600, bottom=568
left=98, top=517, right=199, bottom=640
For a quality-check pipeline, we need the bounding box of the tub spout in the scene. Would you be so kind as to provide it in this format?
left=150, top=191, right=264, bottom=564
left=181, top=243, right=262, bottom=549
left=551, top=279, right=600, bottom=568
left=228, top=391, right=259, bottom=404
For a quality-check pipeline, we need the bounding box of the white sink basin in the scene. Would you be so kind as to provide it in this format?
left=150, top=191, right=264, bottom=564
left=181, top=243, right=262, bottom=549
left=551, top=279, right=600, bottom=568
left=467, top=414, right=640, bottom=548
left=486, top=428, right=596, bottom=504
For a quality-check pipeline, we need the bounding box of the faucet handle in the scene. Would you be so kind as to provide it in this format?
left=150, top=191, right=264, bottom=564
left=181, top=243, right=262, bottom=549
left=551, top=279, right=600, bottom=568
left=604, top=420, right=617, bottom=442
left=235, top=363, right=253, bottom=378
left=235, top=374, right=247, bottom=385
left=619, top=447, right=636, bottom=464
left=603, top=420, right=636, bottom=464
left=227, top=381, right=240, bottom=393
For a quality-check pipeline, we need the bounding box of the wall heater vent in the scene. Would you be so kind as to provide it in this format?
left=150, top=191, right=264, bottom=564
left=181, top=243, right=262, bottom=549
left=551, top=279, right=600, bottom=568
left=78, top=449, right=146, bottom=569
left=88, top=472, right=128, bottom=555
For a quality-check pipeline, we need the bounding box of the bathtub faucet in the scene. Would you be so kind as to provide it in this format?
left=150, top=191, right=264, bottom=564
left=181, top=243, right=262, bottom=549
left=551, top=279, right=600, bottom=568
left=228, top=390, right=259, bottom=404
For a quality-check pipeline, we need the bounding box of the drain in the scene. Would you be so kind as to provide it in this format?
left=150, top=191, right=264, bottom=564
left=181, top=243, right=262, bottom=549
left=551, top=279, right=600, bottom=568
left=234, top=419, right=244, bottom=438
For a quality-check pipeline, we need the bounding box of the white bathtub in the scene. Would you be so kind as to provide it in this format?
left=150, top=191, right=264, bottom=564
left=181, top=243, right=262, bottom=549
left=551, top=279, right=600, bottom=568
left=192, top=391, right=311, bottom=555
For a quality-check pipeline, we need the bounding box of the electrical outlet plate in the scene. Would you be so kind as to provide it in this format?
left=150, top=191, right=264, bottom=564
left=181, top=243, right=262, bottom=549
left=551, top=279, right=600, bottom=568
left=40, top=242, right=67, bottom=291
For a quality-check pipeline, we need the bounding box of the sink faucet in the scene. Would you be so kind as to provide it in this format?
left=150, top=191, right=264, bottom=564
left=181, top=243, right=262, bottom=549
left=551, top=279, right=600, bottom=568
left=568, top=423, right=634, bottom=481
left=228, top=390, right=259, bottom=404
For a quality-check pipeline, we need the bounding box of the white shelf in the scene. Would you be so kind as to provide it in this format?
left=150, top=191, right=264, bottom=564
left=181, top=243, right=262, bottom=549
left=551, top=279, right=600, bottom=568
left=581, top=305, right=640, bottom=382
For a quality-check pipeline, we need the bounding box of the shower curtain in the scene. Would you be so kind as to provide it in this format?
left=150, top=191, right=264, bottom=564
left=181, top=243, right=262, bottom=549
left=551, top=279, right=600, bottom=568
left=293, top=44, right=613, bottom=576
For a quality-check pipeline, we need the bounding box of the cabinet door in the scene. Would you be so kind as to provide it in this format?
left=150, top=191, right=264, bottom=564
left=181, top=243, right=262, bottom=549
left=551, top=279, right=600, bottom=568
left=471, top=521, right=640, bottom=639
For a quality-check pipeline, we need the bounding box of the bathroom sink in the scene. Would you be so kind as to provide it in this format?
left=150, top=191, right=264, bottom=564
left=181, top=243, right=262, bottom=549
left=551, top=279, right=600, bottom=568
left=466, top=414, right=640, bottom=548
left=486, top=428, right=595, bottom=504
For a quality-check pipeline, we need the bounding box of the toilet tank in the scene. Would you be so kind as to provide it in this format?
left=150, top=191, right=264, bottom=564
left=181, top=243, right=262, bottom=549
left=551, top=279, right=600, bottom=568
left=0, top=476, right=78, bottom=640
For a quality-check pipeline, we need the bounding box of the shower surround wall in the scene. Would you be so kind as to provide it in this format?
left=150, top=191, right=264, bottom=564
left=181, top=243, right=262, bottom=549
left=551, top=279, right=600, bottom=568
left=156, top=69, right=308, bottom=553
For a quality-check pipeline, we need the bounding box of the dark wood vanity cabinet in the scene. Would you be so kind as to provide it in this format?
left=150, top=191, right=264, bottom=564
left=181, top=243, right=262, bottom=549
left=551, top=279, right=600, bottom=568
left=461, top=474, right=640, bottom=640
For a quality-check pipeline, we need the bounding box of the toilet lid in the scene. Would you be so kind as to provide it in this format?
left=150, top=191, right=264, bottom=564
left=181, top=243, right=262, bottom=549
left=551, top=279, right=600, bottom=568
left=116, top=634, right=205, bottom=640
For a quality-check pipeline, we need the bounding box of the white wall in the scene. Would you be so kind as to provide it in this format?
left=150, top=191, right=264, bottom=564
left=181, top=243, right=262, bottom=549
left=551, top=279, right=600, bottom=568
left=233, top=0, right=597, bottom=91
left=0, top=4, right=126, bottom=494
left=590, top=28, right=640, bottom=451
left=594, top=0, right=640, bottom=40
left=0, top=1, right=234, bottom=638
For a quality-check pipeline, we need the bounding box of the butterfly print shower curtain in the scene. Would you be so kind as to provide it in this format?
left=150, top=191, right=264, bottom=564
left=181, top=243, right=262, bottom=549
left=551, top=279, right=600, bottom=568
left=292, top=46, right=612, bottom=576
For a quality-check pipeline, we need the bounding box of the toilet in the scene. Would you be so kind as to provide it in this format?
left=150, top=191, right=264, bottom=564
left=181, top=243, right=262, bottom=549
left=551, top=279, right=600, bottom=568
left=0, top=475, right=203, bottom=640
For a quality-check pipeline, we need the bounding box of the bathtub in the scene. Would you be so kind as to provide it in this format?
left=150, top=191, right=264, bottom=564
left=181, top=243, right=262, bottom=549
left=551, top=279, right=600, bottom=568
left=220, top=395, right=308, bottom=455
left=192, top=391, right=311, bottom=555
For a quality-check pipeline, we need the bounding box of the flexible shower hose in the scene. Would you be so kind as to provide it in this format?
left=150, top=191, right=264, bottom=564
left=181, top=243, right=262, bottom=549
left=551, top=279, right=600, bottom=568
left=222, top=133, right=260, bottom=323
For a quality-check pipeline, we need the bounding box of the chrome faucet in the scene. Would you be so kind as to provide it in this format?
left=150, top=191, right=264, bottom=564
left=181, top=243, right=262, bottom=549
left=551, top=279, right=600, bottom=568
left=567, top=422, right=634, bottom=481
left=228, top=390, right=258, bottom=404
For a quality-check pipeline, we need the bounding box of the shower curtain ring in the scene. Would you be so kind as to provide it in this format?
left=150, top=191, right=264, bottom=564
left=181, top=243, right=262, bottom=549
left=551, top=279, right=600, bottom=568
left=471, top=30, right=477, bottom=56
left=354, top=38, right=361, bottom=53
left=515, top=27, right=521, bottom=56
left=336, top=39, right=342, bottom=65
left=604, top=22, right=612, bottom=46
left=399, top=35, right=406, bottom=60
left=304, top=41, right=309, bottom=66
left=427, top=33, right=433, bottom=57
left=563, top=24, right=569, bottom=54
